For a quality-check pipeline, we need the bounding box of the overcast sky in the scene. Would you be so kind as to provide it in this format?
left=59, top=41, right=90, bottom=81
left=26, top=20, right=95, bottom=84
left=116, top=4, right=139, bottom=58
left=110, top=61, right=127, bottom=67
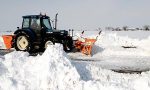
left=0, top=0, right=150, bottom=31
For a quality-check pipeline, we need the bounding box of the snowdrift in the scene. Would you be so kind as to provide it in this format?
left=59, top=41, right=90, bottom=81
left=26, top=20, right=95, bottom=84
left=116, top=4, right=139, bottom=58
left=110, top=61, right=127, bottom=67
left=0, top=44, right=80, bottom=90
left=0, top=44, right=150, bottom=90
left=93, top=32, right=150, bottom=57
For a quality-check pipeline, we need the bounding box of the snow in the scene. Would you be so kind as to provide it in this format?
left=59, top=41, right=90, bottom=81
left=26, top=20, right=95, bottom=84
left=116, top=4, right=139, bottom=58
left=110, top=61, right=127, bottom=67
left=0, top=31, right=13, bottom=36
left=94, top=31, right=150, bottom=57
left=0, top=44, right=80, bottom=90
left=1, top=31, right=150, bottom=89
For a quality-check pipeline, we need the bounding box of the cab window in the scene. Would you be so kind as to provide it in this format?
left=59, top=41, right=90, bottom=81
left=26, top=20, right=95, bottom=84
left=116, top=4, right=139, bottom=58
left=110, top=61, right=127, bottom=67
left=31, top=18, right=41, bottom=30
left=43, top=18, right=52, bottom=29
left=22, top=18, right=30, bottom=28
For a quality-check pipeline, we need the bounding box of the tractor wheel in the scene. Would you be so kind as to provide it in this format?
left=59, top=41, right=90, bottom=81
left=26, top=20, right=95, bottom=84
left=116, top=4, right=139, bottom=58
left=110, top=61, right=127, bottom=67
left=44, top=40, right=54, bottom=49
left=14, top=33, right=32, bottom=52
left=40, top=38, right=55, bottom=51
left=64, top=37, right=73, bottom=52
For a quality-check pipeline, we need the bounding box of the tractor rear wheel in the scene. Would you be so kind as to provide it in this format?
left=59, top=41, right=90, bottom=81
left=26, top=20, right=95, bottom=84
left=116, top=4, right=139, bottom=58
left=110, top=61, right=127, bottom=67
left=14, top=33, right=32, bottom=52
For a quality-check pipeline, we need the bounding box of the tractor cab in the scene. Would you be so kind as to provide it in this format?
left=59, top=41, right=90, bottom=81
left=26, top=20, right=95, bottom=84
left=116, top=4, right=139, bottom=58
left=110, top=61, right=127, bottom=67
left=22, top=15, right=52, bottom=29
left=22, top=15, right=53, bottom=37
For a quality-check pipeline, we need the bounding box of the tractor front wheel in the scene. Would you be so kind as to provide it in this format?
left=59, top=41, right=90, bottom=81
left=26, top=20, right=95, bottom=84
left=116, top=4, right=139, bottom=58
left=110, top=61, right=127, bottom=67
left=44, top=40, right=54, bottom=49
left=40, top=38, right=55, bottom=52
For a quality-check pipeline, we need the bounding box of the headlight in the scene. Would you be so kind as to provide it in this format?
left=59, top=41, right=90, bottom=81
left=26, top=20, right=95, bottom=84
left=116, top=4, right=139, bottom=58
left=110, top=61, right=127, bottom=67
left=61, top=31, right=64, bottom=33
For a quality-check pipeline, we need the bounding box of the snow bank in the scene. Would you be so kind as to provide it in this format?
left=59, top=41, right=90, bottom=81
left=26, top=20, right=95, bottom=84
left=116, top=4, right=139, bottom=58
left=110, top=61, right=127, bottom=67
left=139, top=36, right=150, bottom=51
left=0, top=44, right=80, bottom=90
left=73, top=61, right=150, bottom=90
left=0, top=43, right=150, bottom=90
left=95, top=32, right=139, bottom=49
left=93, top=32, right=150, bottom=57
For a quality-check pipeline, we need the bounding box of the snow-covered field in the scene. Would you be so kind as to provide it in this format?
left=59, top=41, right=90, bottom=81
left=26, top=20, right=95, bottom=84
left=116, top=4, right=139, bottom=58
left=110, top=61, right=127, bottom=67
left=0, top=31, right=150, bottom=90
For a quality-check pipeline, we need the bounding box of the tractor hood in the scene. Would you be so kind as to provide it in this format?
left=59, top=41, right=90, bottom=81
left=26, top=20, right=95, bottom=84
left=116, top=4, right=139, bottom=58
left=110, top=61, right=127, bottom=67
left=46, top=29, right=68, bottom=36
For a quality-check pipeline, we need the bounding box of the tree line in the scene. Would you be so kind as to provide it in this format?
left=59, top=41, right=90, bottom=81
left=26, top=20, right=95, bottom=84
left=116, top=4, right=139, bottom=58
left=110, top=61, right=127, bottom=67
left=105, top=25, right=150, bottom=31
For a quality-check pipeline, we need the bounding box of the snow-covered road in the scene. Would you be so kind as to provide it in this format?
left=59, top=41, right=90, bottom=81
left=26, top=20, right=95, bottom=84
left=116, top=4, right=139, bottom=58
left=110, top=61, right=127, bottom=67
left=69, top=53, right=150, bottom=73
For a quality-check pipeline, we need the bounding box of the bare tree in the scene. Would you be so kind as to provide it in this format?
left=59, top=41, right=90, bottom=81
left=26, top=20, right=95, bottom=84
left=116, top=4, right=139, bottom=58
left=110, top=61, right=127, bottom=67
left=135, top=28, right=140, bottom=31
left=122, top=26, right=128, bottom=31
left=115, top=27, right=121, bottom=31
left=143, top=25, right=150, bottom=31
left=105, top=27, right=114, bottom=31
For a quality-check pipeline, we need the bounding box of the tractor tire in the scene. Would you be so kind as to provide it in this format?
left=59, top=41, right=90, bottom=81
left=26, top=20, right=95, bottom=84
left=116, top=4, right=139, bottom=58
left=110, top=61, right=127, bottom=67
left=63, top=37, right=73, bottom=52
left=14, top=32, right=32, bottom=52
left=44, top=40, right=54, bottom=49
left=40, top=38, right=55, bottom=51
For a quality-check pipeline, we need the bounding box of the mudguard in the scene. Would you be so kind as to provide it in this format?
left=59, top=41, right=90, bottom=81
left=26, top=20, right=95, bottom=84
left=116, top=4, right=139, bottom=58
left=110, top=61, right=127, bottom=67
left=14, top=29, right=36, bottom=42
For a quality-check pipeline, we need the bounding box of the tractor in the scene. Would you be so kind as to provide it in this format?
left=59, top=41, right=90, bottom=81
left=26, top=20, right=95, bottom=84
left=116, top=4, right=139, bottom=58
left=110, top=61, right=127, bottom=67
left=12, top=14, right=73, bottom=53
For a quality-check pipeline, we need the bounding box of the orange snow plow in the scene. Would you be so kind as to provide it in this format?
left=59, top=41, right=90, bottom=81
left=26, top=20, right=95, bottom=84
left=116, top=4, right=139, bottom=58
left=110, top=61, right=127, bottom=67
left=75, top=38, right=96, bottom=56
left=74, top=30, right=101, bottom=56
left=81, top=38, right=97, bottom=56
left=0, top=35, right=13, bottom=49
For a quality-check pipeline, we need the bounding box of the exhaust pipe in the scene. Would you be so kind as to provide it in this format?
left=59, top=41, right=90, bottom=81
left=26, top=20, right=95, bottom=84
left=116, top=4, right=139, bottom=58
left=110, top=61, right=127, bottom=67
left=55, top=13, right=58, bottom=30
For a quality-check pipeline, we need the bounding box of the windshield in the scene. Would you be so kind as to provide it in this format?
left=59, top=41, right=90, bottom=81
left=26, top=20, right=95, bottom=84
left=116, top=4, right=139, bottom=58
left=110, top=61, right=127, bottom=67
left=43, top=18, right=52, bottom=29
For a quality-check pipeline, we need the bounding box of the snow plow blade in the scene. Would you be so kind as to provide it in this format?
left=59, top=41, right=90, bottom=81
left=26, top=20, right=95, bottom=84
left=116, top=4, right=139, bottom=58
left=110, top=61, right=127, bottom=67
left=0, top=35, right=13, bottom=49
left=75, top=38, right=96, bottom=56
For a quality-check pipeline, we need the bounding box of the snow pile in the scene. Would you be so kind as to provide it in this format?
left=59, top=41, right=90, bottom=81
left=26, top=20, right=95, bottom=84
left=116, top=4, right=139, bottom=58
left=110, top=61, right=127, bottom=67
left=87, top=64, right=150, bottom=90
left=1, top=43, right=150, bottom=89
left=73, top=61, right=150, bottom=90
left=0, top=44, right=80, bottom=90
left=95, top=32, right=138, bottom=48
left=139, top=36, right=150, bottom=51
left=93, top=32, right=150, bottom=57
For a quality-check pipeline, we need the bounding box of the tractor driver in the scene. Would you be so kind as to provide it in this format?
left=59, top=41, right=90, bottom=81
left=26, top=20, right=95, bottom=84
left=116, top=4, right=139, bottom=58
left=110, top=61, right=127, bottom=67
left=31, top=19, right=41, bottom=30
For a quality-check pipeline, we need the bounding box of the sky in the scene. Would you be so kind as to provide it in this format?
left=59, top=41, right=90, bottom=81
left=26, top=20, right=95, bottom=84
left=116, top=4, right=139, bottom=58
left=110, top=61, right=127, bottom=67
left=0, top=0, right=150, bottom=31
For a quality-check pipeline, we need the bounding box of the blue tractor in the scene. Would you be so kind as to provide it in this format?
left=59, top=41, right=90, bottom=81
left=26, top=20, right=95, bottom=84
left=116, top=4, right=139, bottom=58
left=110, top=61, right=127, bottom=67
left=12, top=14, right=73, bottom=53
